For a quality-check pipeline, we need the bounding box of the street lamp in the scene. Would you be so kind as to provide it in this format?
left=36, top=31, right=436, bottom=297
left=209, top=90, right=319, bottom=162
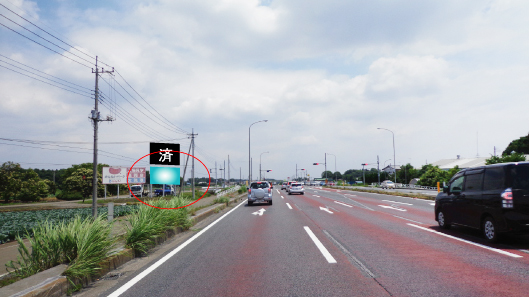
left=260, top=151, right=269, bottom=181
left=378, top=128, right=396, bottom=183
left=249, top=120, right=268, bottom=183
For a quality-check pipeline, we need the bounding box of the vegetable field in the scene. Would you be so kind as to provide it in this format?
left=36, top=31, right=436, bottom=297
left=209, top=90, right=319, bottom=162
left=0, top=205, right=139, bottom=244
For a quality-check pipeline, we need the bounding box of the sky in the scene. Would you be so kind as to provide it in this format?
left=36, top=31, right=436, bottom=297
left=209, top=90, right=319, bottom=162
left=1, top=0, right=529, bottom=182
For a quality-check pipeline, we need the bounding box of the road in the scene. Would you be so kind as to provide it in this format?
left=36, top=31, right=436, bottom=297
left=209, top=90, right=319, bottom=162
left=91, top=186, right=529, bottom=297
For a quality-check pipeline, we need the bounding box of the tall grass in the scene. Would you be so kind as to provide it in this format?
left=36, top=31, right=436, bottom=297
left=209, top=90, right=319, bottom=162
left=5, top=216, right=114, bottom=280
left=125, top=196, right=193, bottom=254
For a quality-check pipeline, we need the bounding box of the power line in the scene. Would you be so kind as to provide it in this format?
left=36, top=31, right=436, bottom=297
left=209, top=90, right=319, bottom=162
left=0, top=53, right=92, bottom=91
left=99, top=74, right=188, bottom=135
left=0, top=58, right=93, bottom=94
left=0, top=21, right=93, bottom=68
left=0, top=2, right=108, bottom=66
left=0, top=13, right=96, bottom=67
left=115, top=70, right=190, bottom=134
left=98, top=92, right=175, bottom=140
left=0, top=63, right=93, bottom=98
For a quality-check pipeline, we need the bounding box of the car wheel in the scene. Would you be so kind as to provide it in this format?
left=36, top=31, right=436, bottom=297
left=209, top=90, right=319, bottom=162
left=437, top=211, right=450, bottom=229
left=269, top=200, right=273, bottom=205
left=248, top=201, right=253, bottom=206
left=288, top=192, right=291, bottom=195
left=483, top=216, right=499, bottom=242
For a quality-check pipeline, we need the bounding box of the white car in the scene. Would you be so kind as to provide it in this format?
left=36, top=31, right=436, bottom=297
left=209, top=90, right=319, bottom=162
left=381, top=180, right=396, bottom=189
left=288, top=183, right=304, bottom=195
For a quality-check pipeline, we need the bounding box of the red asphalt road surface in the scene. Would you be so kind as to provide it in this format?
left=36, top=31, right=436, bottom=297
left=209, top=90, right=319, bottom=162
left=101, top=187, right=529, bottom=297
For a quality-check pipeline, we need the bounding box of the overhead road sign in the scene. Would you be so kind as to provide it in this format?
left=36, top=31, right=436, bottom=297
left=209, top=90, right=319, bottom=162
left=150, top=142, right=180, bottom=166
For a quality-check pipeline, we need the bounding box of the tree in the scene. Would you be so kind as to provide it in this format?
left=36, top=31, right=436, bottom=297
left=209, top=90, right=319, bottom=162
left=396, top=163, right=419, bottom=184
left=0, top=162, right=23, bottom=203
left=417, top=166, right=448, bottom=187
left=62, top=168, right=104, bottom=201
left=486, top=152, right=526, bottom=165
left=503, top=133, right=529, bottom=156
left=333, top=171, right=342, bottom=180
left=16, top=170, right=49, bottom=202
left=321, top=171, right=334, bottom=179
left=0, top=162, right=50, bottom=202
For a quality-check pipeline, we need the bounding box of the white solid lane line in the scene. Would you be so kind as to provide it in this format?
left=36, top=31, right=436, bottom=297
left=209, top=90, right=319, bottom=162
left=382, top=200, right=413, bottom=206
left=286, top=203, right=293, bottom=209
left=334, top=201, right=353, bottom=208
left=108, top=200, right=248, bottom=297
left=304, top=226, right=337, bottom=264
left=407, top=223, right=523, bottom=258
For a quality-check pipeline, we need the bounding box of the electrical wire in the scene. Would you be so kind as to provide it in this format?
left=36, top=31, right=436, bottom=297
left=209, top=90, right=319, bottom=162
left=0, top=2, right=103, bottom=66
left=0, top=63, right=93, bottom=98
left=115, top=70, right=190, bottom=134
left=0, top=58, right=93, bottom=94
left=99, top=74, right=188, bottom=135
left=0, top=13, right=96, bottom=67
left=98, top=92, right=175, bottom=140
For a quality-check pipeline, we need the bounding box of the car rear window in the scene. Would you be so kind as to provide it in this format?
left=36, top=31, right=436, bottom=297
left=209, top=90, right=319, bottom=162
left=251, top=183, right=269, bottom=189
left=131, top=186, right=141, bottom=191
left=510, top=165, right=529, bottom=191
left=292, top=183, right=301, bottom=187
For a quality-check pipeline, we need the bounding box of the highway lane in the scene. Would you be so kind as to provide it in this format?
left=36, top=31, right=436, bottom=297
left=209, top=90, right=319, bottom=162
left=96, top=185, right=529, bottom=297
left=101, top=189, right=389, bottom=297
left=294, top=186, right=529, bottom=296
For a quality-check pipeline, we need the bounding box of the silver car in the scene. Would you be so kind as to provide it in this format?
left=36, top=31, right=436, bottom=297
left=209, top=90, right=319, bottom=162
left=248, top=181, right=273, bottom=205
left=288, top=183, right=304, bottom=195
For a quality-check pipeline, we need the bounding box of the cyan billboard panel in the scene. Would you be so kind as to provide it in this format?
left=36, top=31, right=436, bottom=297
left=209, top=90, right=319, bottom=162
left=150, top=167, right=180, bottom=185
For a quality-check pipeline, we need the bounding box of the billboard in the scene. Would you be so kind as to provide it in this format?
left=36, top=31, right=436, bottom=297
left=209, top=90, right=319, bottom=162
left=103, top=167, right=146, bottom=184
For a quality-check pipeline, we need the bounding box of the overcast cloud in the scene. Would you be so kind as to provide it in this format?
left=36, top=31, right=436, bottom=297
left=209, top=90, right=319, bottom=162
left=1, top=0, right=529, bottom=180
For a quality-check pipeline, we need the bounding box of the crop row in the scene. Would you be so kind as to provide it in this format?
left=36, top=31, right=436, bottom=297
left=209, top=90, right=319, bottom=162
left=0, top=205, right=139, bottom=244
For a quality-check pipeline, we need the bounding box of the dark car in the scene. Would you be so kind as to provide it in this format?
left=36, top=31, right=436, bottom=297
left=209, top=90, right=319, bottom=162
left=435, top=162, right=529, bottom=242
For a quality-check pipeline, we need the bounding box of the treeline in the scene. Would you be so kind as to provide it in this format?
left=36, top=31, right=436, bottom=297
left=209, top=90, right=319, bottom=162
left=0, top=162, right=130, bottom=203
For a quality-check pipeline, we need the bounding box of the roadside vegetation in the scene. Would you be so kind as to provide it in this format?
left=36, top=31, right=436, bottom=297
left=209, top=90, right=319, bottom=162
left=5, top=216, right=114, bottom=284
left=0, top=205, right=139, bottom=244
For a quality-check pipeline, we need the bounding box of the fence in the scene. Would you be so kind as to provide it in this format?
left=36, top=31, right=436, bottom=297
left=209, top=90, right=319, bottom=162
left=216, top=185, right=241, bottom=198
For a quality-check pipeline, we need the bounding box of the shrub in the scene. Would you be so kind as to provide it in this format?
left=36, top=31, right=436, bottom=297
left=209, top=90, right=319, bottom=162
left=56, top=191, right=84, bottom=201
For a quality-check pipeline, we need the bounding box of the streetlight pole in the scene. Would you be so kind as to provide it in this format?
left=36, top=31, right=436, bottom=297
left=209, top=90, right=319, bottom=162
left=378, top=128, right=396, bottom=183
left=260, top=151, right=269, bottom=181
left=249, top=120, right=268, bottom=183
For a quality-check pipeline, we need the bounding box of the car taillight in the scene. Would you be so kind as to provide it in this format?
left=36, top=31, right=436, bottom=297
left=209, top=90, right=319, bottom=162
left=248, top=188, right=251, bottom=193
left=502, top=188, right=513, bottom=208
left=268, top=188, right=271, bottom=193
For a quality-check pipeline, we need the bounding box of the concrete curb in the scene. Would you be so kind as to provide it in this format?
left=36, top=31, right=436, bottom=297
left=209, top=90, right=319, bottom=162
left=1, top=194, right=247, bottom=297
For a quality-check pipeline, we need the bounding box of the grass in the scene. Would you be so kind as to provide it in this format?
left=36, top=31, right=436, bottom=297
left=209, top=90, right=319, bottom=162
left=124, top=196, right=193, bottom=255
left=5, top=215, right=114, bottom=283
left=330, top=186, right=436, bottom=200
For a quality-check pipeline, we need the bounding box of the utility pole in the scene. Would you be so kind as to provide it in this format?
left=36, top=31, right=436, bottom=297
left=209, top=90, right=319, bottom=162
left=228, top=155, right=230, bottom=186
left=91, top=56, right=113, bottom=218
left=377, top=155, right=380, bottom=185
left=361, top=163, right=368, bottom=185
left=189, top=129, right=197, bottom=200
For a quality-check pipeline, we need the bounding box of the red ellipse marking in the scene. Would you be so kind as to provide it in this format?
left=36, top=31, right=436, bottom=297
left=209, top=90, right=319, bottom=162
left=127, top=151, right=211, bottom=209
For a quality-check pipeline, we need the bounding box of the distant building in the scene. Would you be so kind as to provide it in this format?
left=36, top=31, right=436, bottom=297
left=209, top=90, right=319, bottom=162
left=430, top=155, right=529, bottom=170
left=382, top=165, right=401, bottom=174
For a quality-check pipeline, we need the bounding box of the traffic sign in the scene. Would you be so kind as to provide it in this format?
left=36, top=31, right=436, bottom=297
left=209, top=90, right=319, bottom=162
left=150, top=143, right=180, bottom=166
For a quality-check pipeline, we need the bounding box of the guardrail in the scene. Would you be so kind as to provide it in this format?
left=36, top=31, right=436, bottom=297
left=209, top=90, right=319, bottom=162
left=216, top=185, right=241, bottom=198
left=370, top=183, right=439, bottom=191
